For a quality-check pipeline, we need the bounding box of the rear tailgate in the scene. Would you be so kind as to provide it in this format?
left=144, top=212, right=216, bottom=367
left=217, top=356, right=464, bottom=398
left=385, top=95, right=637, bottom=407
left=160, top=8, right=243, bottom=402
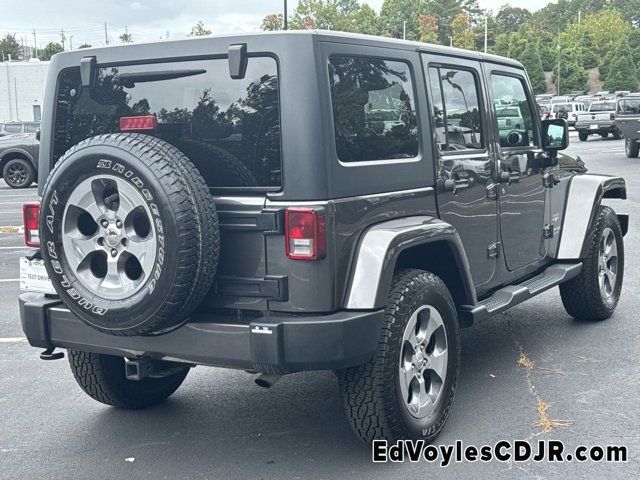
left=200, top=196, right=275, bottom=311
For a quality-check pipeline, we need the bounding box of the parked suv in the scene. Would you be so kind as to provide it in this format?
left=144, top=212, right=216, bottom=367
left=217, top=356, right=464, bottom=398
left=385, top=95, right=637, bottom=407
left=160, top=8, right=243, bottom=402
left=550, top=101, right=585, bottom=127
left=19, top=32, right=627, bottom=444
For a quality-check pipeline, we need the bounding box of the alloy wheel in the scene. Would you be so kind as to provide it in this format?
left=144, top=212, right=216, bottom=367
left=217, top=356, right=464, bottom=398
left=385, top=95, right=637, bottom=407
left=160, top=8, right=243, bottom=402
left=598, top=227, right=618, bottom=300
left=61, top=174, right=157, bottom=300
left=398, top=305, right=448, bottom=419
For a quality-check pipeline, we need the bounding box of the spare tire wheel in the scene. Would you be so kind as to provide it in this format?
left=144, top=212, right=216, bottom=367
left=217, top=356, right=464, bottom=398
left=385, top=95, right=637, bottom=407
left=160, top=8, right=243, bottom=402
left=39, top=133, right=219, bottom=336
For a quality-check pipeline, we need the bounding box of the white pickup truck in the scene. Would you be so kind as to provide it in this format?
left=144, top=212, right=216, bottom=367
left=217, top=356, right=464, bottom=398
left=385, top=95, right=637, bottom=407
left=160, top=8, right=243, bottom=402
left=575, top=101, right=622, bottom=141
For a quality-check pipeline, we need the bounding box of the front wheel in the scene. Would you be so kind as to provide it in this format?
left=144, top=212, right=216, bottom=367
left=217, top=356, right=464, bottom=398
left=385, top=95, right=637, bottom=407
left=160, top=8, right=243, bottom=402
left=2, top=157, right=35, bottom=188
left=560, top=206, right=624, bottom=321
left=337, top=269, right=460, bottom=443
left=625, top=138, right=640, bottom=158
left=578, top=131, right=589, bottom=142
left=68, top=350, right=189, bottom=409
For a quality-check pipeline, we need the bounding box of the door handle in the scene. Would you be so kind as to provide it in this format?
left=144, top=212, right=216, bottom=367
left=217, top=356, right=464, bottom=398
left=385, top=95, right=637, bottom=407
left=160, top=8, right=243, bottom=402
left=444, top=179, right=469, bottom=192
left=498, top=171, right=519, bottom=185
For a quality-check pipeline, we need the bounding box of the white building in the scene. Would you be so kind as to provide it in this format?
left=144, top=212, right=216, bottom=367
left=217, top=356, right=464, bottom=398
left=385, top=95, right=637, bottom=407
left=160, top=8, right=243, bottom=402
left=0, top=60, right=50, bottom=122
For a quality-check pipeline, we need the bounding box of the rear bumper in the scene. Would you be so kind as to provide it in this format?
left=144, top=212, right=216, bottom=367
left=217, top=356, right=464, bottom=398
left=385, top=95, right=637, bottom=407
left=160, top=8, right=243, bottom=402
left=575, top=123, right=616, bottom=132
left=19, top=293, right=383, bottom=373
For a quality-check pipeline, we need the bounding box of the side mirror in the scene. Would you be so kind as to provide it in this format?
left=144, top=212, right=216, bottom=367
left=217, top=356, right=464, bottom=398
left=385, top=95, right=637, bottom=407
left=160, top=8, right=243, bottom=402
left=541, top=119, right=568, bottom=152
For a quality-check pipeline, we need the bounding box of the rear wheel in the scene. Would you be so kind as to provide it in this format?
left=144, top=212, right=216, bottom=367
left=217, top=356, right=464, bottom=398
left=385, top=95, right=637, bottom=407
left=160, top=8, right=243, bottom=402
left=612, top=129, right=622, bottom=140
left=2, top=157, right=35, bottom=188
left=625, top=138, right=639, bottom=158
left=560, top=206, right=624, bottom=321
left=338, top=269, right=460, bottom=443
left=578, top=131, right=589, bottom=142
left=600, top=132, right=609, bottom=139
left=68, top=350, right=189, bottom=409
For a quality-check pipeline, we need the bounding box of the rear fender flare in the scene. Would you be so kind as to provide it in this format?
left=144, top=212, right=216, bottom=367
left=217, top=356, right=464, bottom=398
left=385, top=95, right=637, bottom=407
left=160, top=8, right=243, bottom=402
left=344, top=216, right=476, bottom=310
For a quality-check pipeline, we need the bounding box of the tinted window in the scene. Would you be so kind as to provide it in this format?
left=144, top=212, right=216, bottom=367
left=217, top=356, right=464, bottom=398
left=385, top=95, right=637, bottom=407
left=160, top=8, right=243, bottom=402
left=24, top=123, right=38, bottom=133
left=590, top=102, right=614, bottom=112
left=328, top=56, right=418, bottom=162
left=618, top=98, right=640, bottom=114
left=429, top=67, right=483, bottom=151
left=55, top=57, right=281, bottom=189
left=4, top=124, right=21, bottom=133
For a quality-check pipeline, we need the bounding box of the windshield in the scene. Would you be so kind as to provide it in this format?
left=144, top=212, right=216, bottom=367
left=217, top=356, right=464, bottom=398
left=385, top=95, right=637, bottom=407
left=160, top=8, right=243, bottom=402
left=496, top=107, right=520, bottom=117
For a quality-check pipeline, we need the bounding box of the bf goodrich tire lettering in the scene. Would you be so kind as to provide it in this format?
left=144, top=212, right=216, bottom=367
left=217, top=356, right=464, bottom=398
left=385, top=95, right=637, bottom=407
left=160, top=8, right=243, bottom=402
left=39, top=133, right=220, bottom=336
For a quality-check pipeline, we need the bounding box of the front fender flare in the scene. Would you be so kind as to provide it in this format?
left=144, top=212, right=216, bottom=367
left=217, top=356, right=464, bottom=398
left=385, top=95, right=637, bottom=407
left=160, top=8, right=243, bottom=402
left=557, top=175, right=627, bottom=260
left=344, top=216, right=476, bottom=310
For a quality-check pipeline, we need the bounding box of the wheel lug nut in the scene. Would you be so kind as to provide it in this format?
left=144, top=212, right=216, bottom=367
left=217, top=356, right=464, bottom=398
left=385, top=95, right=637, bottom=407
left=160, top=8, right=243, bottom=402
left=110, top=248, right=118, bottom=257
left=101, top=219, right=109, bottom=228
left=121, top=238, right=128, bottom=247
left=97, top=237, right=105, bottom=246
left=116, top=220, right=123, bottom=228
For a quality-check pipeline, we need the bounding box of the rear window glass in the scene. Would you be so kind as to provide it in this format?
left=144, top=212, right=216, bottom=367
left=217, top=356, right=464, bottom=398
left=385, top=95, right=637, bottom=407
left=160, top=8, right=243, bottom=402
left=328, top=56, right=419, bottom=162
left=4, top=124, right=21, bottom=133
left=589, top=102, right=614, bottom=112
left=54, top=57, right=281, bottom=189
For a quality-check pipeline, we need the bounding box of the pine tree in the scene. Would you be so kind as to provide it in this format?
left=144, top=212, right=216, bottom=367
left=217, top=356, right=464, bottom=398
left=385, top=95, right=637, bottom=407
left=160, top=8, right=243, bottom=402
left=603, top=40, right=639, bottom=92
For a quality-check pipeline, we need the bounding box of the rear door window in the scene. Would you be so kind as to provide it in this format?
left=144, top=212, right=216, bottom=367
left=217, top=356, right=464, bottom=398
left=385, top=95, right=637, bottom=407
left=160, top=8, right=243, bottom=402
left=328, top=56, right=419, bottom=162
left=55, top=57, right=281, bottom=190
left=618, top=98, right=640, bottom=114
left=4, top=123, right=21, bottom=133
left=428, top=66, right=484, bottom=151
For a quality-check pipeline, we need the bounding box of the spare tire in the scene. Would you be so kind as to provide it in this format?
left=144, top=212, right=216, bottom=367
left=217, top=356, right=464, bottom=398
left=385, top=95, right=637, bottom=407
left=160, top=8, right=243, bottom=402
left=39, top=133, right=219, bottom=336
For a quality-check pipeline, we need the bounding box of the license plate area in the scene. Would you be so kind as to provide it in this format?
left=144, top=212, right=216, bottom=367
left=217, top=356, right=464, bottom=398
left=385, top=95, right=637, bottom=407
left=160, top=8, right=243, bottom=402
left=590, top=124, right=598, bottom=130
left=20, top=257, right=56, bottom=294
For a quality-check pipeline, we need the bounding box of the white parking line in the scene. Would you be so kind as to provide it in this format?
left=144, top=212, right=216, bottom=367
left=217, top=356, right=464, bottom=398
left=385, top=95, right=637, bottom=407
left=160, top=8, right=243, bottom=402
left=0, top=279, right=19, bottom=282
left=0, top=202, right=31, bottom=206
left=0, top=246, right=28, bottom=250
left=0, top=337, right=27, bottom=343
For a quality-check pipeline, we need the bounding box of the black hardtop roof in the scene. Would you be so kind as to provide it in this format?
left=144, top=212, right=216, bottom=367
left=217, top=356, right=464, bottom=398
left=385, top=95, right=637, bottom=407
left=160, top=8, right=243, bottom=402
left=53, top=30, right=524, bottom=70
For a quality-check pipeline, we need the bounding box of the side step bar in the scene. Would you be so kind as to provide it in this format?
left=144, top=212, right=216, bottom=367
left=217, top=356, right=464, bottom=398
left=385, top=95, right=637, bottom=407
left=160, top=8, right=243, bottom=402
left=458, top=262, right=583, bottom=326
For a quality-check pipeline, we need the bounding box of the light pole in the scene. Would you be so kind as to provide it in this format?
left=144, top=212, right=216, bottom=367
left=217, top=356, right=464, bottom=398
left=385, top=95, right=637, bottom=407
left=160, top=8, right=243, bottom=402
left=403, top=21, right=406, bottom=40
left=557, top=43, right=561, bottom=96
left=284, top=0, right=288, bottom=30
left=484, top=16, right=488, bottom=53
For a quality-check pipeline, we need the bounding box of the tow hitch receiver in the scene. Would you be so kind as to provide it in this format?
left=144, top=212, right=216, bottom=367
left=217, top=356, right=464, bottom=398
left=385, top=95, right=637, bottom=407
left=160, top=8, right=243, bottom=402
left=124, top=358, right=190, bottom=381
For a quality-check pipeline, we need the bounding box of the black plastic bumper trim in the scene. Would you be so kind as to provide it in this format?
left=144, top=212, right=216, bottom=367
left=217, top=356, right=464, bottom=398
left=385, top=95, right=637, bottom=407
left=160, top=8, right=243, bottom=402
left=214, top=275, right=288, bottom=301
left=19, top=293, right=383, bottom=373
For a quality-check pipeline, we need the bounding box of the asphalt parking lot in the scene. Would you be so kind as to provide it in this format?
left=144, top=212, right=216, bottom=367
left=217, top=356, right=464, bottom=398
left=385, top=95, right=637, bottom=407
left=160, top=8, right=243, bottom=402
left=0, top=133, right=638, bottom=479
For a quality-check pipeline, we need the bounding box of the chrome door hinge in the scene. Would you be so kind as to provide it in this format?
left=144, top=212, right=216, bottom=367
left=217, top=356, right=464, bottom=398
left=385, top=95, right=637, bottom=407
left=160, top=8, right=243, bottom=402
left=487, top=242, right=501, bottom=259
left=543, top=224, right=554, bottom=239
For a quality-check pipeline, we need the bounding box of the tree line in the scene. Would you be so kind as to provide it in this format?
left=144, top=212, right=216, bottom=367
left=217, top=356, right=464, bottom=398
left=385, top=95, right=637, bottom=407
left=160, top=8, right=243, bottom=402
left=261, top=0, right=640, bottom=94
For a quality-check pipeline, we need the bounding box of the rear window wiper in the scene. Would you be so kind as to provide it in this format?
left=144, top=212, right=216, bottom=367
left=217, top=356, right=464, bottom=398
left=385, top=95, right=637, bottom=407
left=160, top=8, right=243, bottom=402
left=114, top=69, right=207, bottom=87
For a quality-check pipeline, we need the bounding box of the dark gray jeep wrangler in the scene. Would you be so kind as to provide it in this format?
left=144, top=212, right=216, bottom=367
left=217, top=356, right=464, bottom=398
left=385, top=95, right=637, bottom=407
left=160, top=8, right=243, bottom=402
left=19, top=31, right=628, bottom=444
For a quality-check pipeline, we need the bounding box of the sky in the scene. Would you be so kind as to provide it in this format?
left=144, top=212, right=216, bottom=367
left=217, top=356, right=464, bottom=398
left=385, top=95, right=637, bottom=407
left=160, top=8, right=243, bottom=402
left=0, top=0, right=554, bottom=50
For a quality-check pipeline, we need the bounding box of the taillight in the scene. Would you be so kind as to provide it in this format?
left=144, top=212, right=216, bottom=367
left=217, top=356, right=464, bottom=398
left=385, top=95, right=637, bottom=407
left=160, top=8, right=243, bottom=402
left=119, top=115, right=158, bottom=131
left=23, top=202, right=40, bottom=248
left=610, top=113, right=616, bottom=121
left=285, top=208, right=325, bottom=260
